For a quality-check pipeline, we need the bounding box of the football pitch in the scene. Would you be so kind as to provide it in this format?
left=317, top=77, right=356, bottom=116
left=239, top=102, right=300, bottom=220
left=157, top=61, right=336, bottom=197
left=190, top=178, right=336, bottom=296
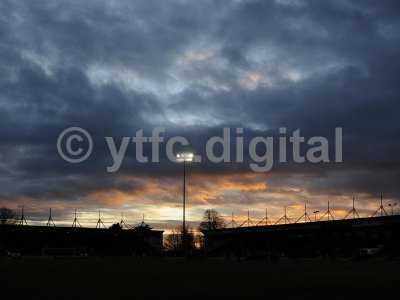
left=1, top=257, right=399, bottom=299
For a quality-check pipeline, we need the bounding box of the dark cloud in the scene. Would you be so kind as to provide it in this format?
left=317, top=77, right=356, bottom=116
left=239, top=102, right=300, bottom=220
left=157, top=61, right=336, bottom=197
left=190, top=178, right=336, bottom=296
left=0, top=0, right=399, bottom=221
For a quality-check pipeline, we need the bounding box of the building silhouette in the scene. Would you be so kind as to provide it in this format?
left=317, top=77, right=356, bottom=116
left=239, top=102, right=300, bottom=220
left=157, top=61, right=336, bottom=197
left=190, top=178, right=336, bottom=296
left=202, top=215, right=400, bottom=259
left=0, top=223, right=163, bottom=256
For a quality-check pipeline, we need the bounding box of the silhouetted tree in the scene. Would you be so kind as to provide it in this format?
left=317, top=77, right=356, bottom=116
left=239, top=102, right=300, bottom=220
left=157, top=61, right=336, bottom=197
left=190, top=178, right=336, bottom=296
left=164, top=226, right=196, bottom=253
left=199, top=209, right=225, bottom=231
left=164, top=228, right=182, bottom=252
left=0, top=207, right=16, bottom=225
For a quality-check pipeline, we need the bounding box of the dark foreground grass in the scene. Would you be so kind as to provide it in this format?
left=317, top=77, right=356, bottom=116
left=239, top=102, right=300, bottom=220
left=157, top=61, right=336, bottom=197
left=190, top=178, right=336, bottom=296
left=1, top=256, right=399, bottom=299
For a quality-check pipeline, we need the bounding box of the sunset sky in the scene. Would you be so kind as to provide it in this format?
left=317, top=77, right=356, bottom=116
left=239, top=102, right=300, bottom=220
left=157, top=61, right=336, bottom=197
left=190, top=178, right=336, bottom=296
left=0, top=0, right=399, bottom=230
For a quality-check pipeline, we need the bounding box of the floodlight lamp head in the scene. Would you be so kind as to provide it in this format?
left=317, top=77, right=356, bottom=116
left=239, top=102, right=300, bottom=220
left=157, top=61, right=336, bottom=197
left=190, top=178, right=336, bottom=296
left=176, top=152, right=194, bottom=162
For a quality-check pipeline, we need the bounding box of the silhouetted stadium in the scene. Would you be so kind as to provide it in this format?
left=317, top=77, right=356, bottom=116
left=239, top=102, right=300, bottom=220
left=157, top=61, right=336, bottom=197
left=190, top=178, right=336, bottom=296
left=0, top=224, right=163, bottom=256
left=202, top=215, right=400, bottom=259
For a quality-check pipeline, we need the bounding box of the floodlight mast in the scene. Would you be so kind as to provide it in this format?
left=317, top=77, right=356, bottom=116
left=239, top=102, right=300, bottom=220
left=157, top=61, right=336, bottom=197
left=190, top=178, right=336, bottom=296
left=176, top=152, right=194, bottom=253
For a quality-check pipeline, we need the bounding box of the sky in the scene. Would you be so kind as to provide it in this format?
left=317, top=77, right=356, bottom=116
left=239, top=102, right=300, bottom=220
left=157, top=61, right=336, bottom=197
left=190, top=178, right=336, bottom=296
left=0, top=0, right=400, bottom=230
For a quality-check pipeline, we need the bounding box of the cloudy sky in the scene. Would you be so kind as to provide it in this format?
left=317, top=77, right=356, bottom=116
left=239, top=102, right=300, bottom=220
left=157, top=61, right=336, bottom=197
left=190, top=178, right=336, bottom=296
left=0, top=0, right=399, bottom=230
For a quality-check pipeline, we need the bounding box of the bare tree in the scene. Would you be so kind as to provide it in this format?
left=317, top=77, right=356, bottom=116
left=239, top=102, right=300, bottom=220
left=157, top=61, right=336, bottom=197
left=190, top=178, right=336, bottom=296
left=0, top=207, right=16, bottom=225
left=199, top=209, right=225, bottom=231
left=164, top=226, right=196, bottom=253
left=164, top=228, right=182, bottom=252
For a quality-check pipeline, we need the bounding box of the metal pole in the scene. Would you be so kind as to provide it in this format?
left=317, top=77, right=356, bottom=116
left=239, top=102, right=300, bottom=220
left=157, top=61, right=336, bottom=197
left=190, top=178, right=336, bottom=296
left=182, top=160, right=186, bottom=255
left=328, top=201, right=330, bottom=221
left=183, top=160, right=186, bottom=232
left=284, top=206, right=287, bottom=224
